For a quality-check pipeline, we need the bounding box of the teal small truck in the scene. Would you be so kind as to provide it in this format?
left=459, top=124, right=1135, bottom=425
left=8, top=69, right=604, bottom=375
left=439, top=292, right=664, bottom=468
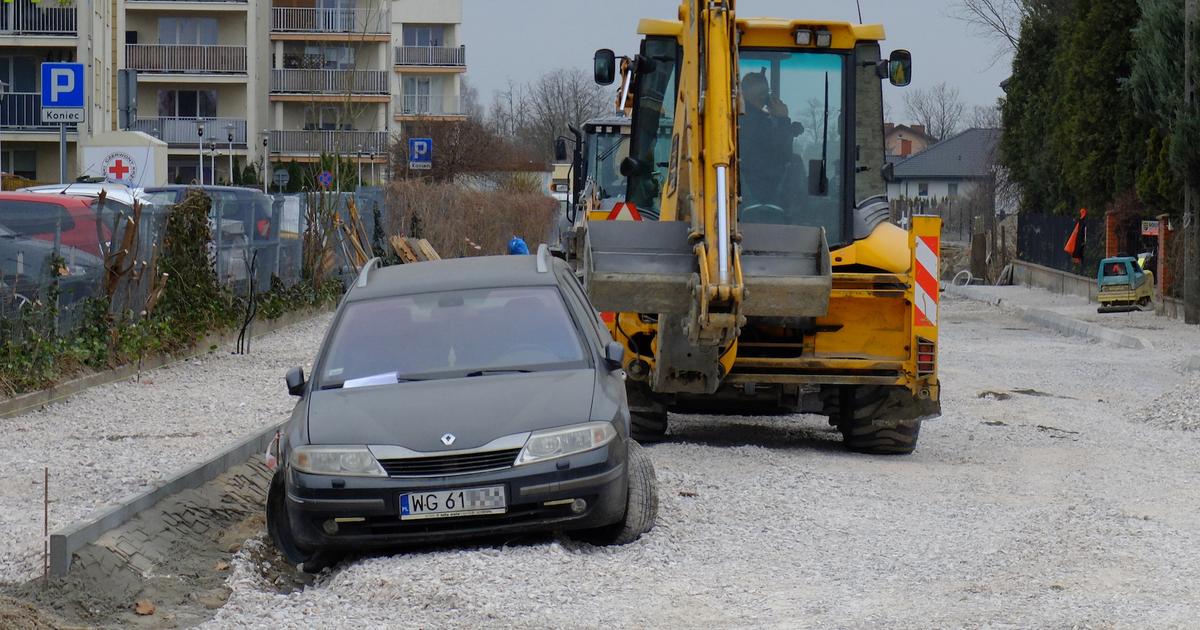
left=1097, top=255, right=1155, bottom=313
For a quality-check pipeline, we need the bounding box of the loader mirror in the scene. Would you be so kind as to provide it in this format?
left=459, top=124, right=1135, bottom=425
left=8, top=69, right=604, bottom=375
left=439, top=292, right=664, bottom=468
left=886, top=50, right=912, bottom=87
left=619, top=156, right=646, bottom=177
left=594, top=49, right=616, bottom=85
left=603, top=341, right=625, bottom=371
left=882, top=161, right=895, bottom=182
left=554, top=137, right=568, bottom=162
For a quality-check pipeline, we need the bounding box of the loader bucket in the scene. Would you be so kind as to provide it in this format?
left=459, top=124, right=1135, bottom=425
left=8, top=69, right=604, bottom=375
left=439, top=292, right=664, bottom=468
left=582, top=220, right=831, bottom=317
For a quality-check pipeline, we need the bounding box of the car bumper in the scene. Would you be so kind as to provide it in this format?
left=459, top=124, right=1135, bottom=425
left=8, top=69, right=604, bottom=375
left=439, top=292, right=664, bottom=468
left=284, top=441, right=629, bottom=550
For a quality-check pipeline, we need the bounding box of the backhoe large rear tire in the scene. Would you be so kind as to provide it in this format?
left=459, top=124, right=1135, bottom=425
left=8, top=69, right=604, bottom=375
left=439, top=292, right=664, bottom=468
left=630, top=410, right=668, bottom=443
left=835, top=386, right=938, bottom=455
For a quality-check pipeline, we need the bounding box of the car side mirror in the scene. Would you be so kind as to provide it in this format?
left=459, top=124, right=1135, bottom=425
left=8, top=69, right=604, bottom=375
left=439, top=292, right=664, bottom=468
left=603, top=341, right=625, bottom=371
left=594, top=48, right=616, bottom=85
left=285, top=367, right=306, bottom=396
left=554, top=137, right=568, bottom=162
left=884, top=49, right=912, bottom=87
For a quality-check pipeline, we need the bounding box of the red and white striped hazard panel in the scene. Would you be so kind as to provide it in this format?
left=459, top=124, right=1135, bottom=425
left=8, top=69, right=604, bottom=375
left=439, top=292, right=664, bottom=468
left=913, top=235, right=939, bottom=327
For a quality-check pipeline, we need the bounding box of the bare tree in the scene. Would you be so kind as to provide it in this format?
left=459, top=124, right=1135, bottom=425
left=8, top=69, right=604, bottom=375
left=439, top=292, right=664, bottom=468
left=461, top=77, right=484, bottom=121
left=486, top=69, right=609, bottom=161
left=949, top=0, right=1027, bottom=61
left=904, top=82, right=966, bottom=141
left=970, top=104, right=1003, bottom=128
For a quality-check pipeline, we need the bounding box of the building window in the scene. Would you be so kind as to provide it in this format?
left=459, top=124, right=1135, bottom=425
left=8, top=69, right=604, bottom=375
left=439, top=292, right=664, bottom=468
left=918, top=182, right=929, bottom=197
left=157, top=90, right=218, bottom=118
left=304, top=105, right=348, bottom=130
left=158, top=17, right=218, bottom=45
left=403, top=25, right=445, bottom=47
left=302, top=45, right=356, bottom=70
left=403, top=76, right=443, bottom=113
left=948, top=183, right=958, bottom=197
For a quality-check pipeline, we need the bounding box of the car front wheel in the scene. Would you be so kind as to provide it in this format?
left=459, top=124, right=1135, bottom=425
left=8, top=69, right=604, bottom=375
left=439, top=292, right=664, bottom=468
left=575, top=441, right=658, bottom=545
left=267, top=471, right=339, bottom=573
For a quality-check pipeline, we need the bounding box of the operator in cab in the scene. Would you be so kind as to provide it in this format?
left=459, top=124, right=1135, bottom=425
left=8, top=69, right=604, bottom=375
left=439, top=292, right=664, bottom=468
left=739, top=71, right=800, bottom=209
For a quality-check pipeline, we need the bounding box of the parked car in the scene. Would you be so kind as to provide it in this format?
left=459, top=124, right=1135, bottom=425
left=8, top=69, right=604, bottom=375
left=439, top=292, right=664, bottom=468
left=0, top=217, right=103, bottom=307
left=18, top=183, right=147, bottom=236
left=268, top=248, right=658, bottom=571
left=138, top=186, right=277, bottom=284
left=0, top=192, right=111, bottom=258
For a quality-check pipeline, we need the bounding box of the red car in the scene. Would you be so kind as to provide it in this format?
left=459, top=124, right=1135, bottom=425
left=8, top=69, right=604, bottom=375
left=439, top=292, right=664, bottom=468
left=0, top=192, right=111, bottom=257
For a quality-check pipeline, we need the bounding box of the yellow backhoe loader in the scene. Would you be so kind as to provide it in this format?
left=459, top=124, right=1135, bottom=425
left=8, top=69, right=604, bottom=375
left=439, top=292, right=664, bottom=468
left=574, top=1, right=942, bottom=454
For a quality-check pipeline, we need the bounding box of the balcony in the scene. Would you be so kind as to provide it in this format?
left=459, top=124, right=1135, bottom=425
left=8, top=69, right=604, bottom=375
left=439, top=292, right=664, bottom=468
left=126, top=44, right=247, bottom=74
left=0, top=1, right=76, bottom=36
left=395, top=94, right=463, bottom=118
left=269, top=129, right=388, bottom=156
left=129, top=117, right=247, bottom=147
left=394, top=46, right=466, bottom=67
left=271, top=69, right=388, bottom=95
left=0, top=93, right=78, bottom=132
left=271, top=8, right=386, bottom=35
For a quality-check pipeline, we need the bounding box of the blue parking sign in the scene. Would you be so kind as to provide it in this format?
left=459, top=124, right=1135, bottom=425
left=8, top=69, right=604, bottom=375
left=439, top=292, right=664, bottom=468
left=40, top=62, right=85, bottom=124
left=408, top=137, right=432, bottom=170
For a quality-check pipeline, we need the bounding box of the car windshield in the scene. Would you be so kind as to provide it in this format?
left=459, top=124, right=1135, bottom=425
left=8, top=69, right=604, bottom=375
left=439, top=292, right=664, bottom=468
left=317, top=286, right=588, bottom=388
left=738, top=50, right=846, bottom=242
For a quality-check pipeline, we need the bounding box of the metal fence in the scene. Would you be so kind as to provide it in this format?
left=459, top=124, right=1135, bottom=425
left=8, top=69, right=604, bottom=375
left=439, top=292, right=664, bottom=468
left=396, top=94, right=463, bottom=117
left=271, top=69, right=389, bottom=95
left=126, top=44, right=248, bottom=74
left=394, top=46, right=467, bottom=66
left=0, top=0, right=76, bottom=35
left=0, top=187, right=395, bottom=348
left=269, top=130, right=389, bottom=156
left=0, top=92, right=79, bottom=132
left=1016, top=212, right=1103, bottom=274
left=129, top=117, right=247, bottom=147
left=271, top=7, right=387, bottom=34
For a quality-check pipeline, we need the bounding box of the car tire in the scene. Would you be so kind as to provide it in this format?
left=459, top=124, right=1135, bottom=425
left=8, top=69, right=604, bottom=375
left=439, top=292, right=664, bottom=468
left=630, top=410, right=668, bottom=443
left=575, top=441, right=658, bottom=545
left=267, top=471, right=339, bottom=573
left=835, top=386, right=936, bottom=455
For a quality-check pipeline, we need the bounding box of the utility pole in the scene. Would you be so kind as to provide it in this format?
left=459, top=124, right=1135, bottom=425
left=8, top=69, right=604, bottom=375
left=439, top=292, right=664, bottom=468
left=1187, top=0, right=1199, bottom=323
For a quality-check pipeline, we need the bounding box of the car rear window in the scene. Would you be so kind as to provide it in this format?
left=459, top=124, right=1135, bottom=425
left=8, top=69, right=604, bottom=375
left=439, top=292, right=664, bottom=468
left=318, top=286, right=588, bottom=388
left=0, top=200, right=77, bottom=236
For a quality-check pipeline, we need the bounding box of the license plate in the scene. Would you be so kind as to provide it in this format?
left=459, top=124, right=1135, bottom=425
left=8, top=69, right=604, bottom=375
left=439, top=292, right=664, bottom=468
left=399, top=486, right=507, bottom=521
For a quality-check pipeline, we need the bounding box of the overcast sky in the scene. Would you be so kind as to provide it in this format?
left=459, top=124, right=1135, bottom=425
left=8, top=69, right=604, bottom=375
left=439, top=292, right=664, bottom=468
left=461, top=0, right=1012, bottom=123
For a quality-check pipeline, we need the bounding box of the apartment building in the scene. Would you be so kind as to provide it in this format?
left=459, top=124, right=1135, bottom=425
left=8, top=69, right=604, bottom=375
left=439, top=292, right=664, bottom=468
left=0, top=0, right=465, bottom=186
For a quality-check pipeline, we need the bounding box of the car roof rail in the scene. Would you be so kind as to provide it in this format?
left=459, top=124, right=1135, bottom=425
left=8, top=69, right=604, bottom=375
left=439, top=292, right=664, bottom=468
left=355, top=257, right=382, bottom=288
left=536, top=243, right=550, bottom=273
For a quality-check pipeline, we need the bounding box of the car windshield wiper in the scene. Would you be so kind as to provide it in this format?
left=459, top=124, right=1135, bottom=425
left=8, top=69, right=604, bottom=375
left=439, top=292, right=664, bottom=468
left=465, top=369, right=533, bottom=377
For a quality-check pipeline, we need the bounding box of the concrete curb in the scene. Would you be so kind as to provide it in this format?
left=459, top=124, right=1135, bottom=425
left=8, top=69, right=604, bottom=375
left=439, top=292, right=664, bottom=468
left=48, top=420, right=286, bottom=576
left=946, top=285, right=1145, bottom=350
left=0, top=305, right=332, bottom=420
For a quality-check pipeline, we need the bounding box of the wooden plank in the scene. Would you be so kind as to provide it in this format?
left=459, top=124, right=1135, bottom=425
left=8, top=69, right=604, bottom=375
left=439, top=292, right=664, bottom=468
left=416, top=239, right=441, bottom=261
left=390, top=235, right=419, bottom=263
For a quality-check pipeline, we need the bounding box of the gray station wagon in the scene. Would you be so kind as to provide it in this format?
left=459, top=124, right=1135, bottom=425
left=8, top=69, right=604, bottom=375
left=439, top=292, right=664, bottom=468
left=268, top=247, right=658, bottom=571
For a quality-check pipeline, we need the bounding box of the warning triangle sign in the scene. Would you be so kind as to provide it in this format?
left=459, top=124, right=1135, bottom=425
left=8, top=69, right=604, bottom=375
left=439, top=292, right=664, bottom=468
left=605, top=202, right=642, bottom=221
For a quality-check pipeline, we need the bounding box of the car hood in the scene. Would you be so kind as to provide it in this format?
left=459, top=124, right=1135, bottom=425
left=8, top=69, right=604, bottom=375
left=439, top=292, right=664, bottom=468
left=306, top=369, right=597, bottom=451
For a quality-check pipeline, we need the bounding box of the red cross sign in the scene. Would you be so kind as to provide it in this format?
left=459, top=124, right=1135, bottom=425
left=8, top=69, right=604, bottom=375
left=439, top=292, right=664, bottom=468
left=108, top=159, right=130, bottom=180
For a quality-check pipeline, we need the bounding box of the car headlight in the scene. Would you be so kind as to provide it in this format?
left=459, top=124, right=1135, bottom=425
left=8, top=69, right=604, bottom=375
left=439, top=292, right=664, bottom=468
left=515, top=422, right=617, bottom=466
left=290, top=445, right=386, bottom=477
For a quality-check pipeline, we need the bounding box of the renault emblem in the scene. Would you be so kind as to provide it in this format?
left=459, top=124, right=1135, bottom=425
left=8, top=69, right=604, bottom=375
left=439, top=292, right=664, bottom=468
left=441, top=433, right=456, bottom=446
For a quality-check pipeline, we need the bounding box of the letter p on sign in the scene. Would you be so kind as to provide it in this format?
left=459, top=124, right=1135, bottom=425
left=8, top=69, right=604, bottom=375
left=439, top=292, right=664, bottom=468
left=50, top=69, right=74, bottom=101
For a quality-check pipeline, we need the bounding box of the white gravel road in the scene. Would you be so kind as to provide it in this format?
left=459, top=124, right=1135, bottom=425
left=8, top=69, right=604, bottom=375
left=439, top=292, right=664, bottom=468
left=200, top=296, right=1200, bottom=628
left=0, top=313, right=332, bottom=583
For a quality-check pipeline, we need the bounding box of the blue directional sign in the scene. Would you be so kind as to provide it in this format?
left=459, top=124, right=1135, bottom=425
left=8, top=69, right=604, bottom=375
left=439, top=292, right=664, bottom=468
left=408, top=137, right=432, bottom=170
left=40, top=62, right=86, bottom=124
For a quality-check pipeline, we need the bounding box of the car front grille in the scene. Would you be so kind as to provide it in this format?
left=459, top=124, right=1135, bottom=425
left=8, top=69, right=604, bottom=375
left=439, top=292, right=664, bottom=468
left=378, top=448, right=522, bottom=477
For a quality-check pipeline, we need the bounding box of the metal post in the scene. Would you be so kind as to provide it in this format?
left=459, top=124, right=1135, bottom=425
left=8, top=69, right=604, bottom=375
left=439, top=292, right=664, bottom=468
left=1187, top=0, right=1199, bottom=323
left=227, top=124, right=234, bottom=185
left=0, top=80, right=6, bottom=183
left=59, top=124, right=66, bottom=183
left=197, top=119, right=205, bottom=185
left=356, top=145, right=362, bottom=189
left=262, top=131, right=269, bottom=194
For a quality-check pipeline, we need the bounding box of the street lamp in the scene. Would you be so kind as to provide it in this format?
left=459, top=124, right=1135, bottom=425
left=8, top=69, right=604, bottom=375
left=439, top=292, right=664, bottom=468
left=197, top=118, right=206, bottom=185
left=261, top=130, right=269, bottom=194
left=370, top=150, right=376, bottom=186
left=356, top=144, right=362, bottom=189
left=0, top=80, right=7, bottom=183
left=226, top=123, right=235, bottom=185
left=209, top=139, right=217, bottom=186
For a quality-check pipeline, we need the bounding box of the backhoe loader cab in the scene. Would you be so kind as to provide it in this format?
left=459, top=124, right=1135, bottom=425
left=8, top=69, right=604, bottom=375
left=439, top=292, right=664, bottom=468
left=577, top=3, right=941, bottom=455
